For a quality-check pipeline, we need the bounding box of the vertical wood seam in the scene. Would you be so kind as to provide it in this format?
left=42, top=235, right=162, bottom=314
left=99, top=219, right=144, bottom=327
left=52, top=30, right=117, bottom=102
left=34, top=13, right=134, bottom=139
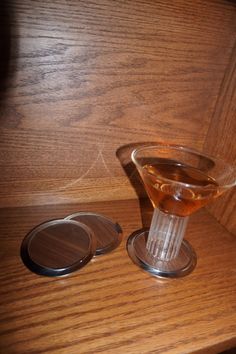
left=203, top=40, right=236, bottom=154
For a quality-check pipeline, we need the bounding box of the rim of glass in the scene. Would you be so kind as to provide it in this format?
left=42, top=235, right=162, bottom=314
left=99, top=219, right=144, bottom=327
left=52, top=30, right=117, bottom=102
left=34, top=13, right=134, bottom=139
left=131, top=144, right=236, bottom=190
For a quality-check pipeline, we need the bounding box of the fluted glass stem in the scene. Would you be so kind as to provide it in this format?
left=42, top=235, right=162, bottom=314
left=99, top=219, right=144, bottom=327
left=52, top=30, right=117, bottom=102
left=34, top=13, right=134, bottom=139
left=146, top=208, right=189, bottom=261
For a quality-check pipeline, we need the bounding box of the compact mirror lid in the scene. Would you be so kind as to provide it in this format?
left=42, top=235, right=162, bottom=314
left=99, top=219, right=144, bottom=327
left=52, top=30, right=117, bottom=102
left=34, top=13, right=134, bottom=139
left=21, top=219, right=96, bottom=277
left=65, top=212, right=122, bottom=255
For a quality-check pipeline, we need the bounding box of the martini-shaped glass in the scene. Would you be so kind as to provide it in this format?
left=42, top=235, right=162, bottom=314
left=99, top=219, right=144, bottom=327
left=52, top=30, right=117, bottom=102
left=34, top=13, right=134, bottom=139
left=127, top=144, right=236, bottom=278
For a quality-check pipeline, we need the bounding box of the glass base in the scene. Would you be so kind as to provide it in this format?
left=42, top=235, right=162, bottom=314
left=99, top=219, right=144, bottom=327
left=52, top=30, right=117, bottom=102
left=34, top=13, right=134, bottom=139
left=127, top=229, right=197, bottom=278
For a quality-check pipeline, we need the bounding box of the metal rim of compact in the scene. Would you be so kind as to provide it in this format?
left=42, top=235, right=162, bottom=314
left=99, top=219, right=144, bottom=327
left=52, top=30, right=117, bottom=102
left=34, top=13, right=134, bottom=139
left=20, top=219, right=96, bottom=277
left=64, top=212, right=123, bottom=255
left=127, top=229, right=197, bottom=278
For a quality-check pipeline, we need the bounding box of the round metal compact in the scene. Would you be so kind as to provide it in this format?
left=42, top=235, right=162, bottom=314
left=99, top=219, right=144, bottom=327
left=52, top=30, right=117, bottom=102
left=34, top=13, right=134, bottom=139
left=65, top=212, right=122, bottom=255
left=127, top=229, right=197, bottom=278
left=21, top=219, right=96, bottom=277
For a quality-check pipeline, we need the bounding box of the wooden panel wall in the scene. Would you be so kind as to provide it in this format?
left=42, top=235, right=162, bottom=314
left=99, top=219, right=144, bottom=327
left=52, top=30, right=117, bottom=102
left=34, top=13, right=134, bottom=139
left=204, top=43, right=236, bottom=235
left=0, top=0, right=235, bottom=207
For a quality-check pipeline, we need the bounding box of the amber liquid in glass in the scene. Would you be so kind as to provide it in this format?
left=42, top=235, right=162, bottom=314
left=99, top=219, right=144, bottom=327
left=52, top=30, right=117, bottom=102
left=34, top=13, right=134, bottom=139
left=140, top=160, right=219, bottom=217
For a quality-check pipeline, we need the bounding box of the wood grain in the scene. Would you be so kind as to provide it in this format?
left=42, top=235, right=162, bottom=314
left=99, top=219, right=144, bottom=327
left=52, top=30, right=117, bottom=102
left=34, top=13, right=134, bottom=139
left=204, top=42, right=236, bottom=235
left=0, top=0, right=235, bottom=207
left=0, top=200, right=236, bottom=353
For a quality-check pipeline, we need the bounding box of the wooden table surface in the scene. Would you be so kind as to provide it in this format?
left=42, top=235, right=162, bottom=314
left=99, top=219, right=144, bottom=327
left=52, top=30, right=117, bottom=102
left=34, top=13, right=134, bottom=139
left=0, top=199, right=236, bottom=354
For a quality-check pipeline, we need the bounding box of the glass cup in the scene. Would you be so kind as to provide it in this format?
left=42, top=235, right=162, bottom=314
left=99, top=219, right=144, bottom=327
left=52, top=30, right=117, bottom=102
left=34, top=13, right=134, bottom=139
left=127, top=144, right=236, bottom=278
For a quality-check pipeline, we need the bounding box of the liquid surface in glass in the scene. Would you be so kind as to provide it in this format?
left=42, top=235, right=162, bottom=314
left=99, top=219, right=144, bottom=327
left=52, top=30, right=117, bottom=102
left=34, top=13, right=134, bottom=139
left=139, top=159, right=219, bottom=216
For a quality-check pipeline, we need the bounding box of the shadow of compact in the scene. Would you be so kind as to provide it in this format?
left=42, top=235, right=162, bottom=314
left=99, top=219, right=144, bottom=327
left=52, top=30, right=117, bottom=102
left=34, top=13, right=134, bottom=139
left=116, top=141, right=162, bottom=228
